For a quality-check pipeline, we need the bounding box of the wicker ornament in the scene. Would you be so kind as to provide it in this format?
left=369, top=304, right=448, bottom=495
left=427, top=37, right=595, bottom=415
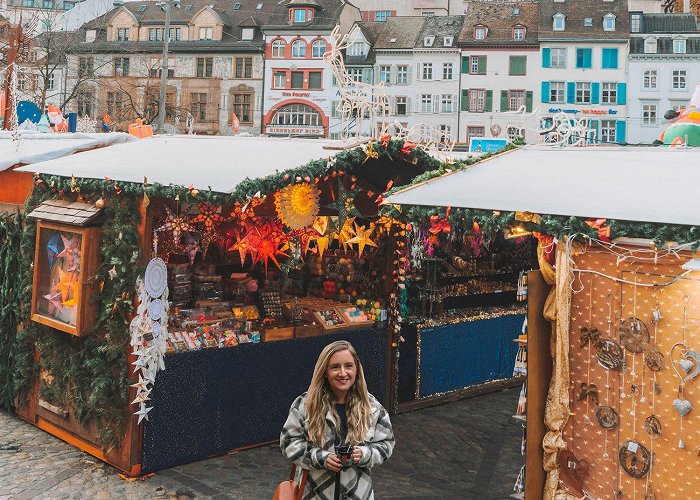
left=643, top=414, right=661, bottom=438
left=619, top=441, right=651, bottom=478
left=275, top=183, right=320, bottom=230
left=596, top=339, right=625, bottom=371
left=596, top=406, right=619, bottom=430
left=618, top=317, right=650, bottom=353
left=645, top=348, right=665, bottom=371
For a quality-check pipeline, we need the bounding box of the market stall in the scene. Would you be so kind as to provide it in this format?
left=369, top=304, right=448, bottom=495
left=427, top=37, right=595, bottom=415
left=384, top=145, right=700, bottom=499
left=4, top=135, right=471, bottom=474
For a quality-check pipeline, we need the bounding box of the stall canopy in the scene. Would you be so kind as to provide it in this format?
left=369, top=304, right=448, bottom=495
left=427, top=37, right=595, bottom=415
left=384, top=146, right=700, bottom=226
left=17, top=135, right=345, bottom=193
left=0, top=131, right=136, bottom=172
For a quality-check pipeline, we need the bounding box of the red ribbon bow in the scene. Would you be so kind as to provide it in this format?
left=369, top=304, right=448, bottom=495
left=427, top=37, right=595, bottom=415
left=429, top=207, right=452, bottom=235
left=381, top=134, right=390, bottom=148
left=585, top=218, right=611, bottom=242
left=401, top=141, right=417, bottom=155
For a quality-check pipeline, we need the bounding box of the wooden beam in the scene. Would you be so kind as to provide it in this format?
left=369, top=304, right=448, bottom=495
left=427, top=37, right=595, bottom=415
left=525, top=270, right=552, bottom=500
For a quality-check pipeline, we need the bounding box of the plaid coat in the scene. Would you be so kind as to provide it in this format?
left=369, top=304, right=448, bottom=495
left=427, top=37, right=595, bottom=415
left=280, top=392, right=395, bottom=500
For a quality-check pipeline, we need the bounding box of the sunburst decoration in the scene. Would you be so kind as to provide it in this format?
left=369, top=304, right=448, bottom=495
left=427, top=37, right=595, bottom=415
left=192, top=203, right=223, bottom=231
left=275, top=183, right=321, bottom=230
left=156, top=208, right=193, bottom=245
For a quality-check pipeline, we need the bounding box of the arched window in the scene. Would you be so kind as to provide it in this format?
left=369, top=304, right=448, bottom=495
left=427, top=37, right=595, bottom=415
left=553, top=13, right=565, bottom=31
left=271, top=39, right=286, bottom=58
left=644, top=37, right=657, bottom=54
left=312, top=39, right=326, bottom=58
left=292, top=39, right=306, bottom=58
left=603, top=13, right=616, bottom=31
left=272, top=104, right=320, bottom=126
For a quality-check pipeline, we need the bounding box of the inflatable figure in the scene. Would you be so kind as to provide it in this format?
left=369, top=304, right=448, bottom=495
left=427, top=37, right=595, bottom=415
left=47, top=104, right=69, bottom=132
left=660, top=84, right=700, bottom=146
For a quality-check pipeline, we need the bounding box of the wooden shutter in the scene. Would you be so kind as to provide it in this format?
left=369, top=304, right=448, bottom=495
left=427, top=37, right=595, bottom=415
left=567, top=82, right=576, bottom=104
left=461, top=89, right=469, bottom=111
left=526, top=91, right=533, bottom=112
left=485, top=90, right=493, bottom=112
left=461, top=55, right=469, bottom=73
left=591, top=82, right=600, bottom=104
left=542, top=48, right=551, bottom=68
left=477, top=56, right=486, bottom=75
left=541, top=81, right=550, bottom=103
left=500, top=90, right=508, bottom=112
left=617, top=83, right=626, bottom=104
left=615, top=120, right=626, bottom=143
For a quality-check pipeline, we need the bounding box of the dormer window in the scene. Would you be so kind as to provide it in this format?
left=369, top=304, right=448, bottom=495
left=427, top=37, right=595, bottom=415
left=513, top=26, right=525, bottom=40
left=137, top=4, right=146, bottom=12
left=644, top=37, right=657, bottom=54
left=85, top=29, right=96, bottom=42
left=553, top=13, right=565, bottom=31
left=199, top=27, right=213, bottom=40
left=513, top=6, right=520, bottom=15
left=348, top=41, right=365, bottom=56
left=603, top=13, right=616, bottom=31
left=424, top=36, right=434, bottom=47
left=241, top=28, right=254, bottom=40
left=474, top=26, right=487, bottom=40
left=291, top=8, right=313, bottom=24
left=584, top=18, right=592, bottom=27
left=630, top=13, right=642, bottom=33
left=673, top=38, right=687, bottom=54
left=443, top=36, right=453, bottom=46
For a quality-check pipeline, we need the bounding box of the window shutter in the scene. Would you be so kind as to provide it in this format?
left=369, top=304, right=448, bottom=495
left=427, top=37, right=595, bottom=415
left=591, top=82, right=600, bottom=104
left=589, top=120, right=599, bottom=145
left=615, top=120, right=626, bottom=143
left=617, top=83, right=626, bottom=105
left=461, top=89, right=469, bottom=111
left=500, top=90, right=508, bottom=112
left=567, top=82, right=576, bottom=104
left=362, top=68, right=373, bottom=84
left=433, top=94, right=440, bottom=113
left=485, top=90, right=493, bottom=112
left=542, top=48, right=551, bottom=68
left=453, top=94, right=458, bottom=113
left=406, top=65, right=412, bottom=84
left=611, top=48, right=618, bottom=68
left=416, top=63, right=421, bottom=80
left=526, top=91, right=533, bottom=112
left=461, top=55, right=469, bottom=73
left=541, top=81, right=550, bottom=103
left=390, top=97, right=396, bottom=115
left=477, top=56, right=486, bottom=75
left=405, top=97, right=411, bottom=115
left=584, top=49, right=592, bottom=68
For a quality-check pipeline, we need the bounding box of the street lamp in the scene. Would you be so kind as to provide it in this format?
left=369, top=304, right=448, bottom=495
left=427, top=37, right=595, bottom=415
left=155, top=0, right=179, bottom=133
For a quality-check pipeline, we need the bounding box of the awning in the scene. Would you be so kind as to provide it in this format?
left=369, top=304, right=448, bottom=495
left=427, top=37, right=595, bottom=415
left=1, top=131, right=136, bottom=172
left=16, top=135, right=343, bottom=193
left=384, top=146, right=700, bottom=226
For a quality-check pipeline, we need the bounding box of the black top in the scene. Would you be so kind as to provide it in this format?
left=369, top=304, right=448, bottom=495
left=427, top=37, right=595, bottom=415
left=335, top=403, right=347, bottom=443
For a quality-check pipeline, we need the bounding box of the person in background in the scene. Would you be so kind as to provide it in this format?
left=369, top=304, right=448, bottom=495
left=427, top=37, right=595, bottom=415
left=280, top=340, right=394, bottom=499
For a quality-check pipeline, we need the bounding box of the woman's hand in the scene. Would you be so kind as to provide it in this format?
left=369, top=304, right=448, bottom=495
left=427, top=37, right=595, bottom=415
left=351, top=446, right=362, bottom=464
left=325, top=453, right=342, bottom=473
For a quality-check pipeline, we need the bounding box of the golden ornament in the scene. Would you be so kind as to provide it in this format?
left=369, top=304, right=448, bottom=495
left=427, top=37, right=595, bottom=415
left=95, top=198, right=105, bottom=209
left=275, top=183, right=321, bottom=230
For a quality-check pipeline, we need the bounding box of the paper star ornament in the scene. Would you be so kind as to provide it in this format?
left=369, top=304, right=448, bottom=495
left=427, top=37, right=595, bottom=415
left=52, top=267, right=76, bottom=302
left=347, top=222, right=378, bottom=257
left=192, top=203, right=223, bottom=231
left=134, top=403, right=152, bottom=424
left=156, top=208, right=193, bottom=245
left=43, top=290, right=63, bottom=314
left=130, top=375, right=149, bottom=392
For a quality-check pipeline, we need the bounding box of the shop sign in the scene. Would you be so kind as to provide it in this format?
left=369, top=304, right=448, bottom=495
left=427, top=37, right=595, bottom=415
left=267, top=125, right=325, bottom=136
left=548, top=108, right=618, bottom=115
left=281, top=92, right=312, bottom=98
left=469, top=138, right=509, bottom=153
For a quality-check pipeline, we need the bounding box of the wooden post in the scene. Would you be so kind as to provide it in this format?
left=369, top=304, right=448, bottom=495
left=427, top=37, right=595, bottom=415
left=525, top=270, right=552, bottom=500
left=3, top=20, right=20, bottom=131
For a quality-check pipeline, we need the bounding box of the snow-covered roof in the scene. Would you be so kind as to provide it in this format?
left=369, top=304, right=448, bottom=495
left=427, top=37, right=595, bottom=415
left=16, top=135, right=345, bottom=193
left=384, top=145, right=700, bottom=226
left=1, top=131, right=137, bottom=172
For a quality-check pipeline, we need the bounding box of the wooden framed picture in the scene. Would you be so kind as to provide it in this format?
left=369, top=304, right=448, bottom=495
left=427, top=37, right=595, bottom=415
left=31, top=221, right=101, bottom=336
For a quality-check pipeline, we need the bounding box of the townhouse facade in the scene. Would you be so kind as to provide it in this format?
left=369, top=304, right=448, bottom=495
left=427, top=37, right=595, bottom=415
left=351, top=0, right=450, bottom=20
left=538, top=0, right=630, bottom=144
left=627, top=12, right=700, bottom=143
left=65, top=0, right=279, bottom=135
left=458, top=1, right=540, bottom=144
left=350, top=15, right=463, bottom=142
left=261, top=0, right=360, bottom=138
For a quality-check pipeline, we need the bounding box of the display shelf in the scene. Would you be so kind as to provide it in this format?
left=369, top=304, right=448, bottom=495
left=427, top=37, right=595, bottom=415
left=443, top=290, right=518, bottom=309
left=439, top=270, right=520, bottom=285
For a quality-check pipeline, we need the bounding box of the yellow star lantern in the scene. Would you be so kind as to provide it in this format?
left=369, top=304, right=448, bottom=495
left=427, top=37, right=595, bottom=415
left=334, top=217, right=356, bottom=252
left=275, top=183, right=321, bottom=230
left=347, top=222, right=378, bottom=257
left=312, top=216, right=329, bottom=236
left=52, top=267, right=76, bottom=302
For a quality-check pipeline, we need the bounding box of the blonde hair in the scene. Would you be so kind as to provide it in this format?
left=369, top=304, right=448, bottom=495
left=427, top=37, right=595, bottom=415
left=306, top=340, right=372, bottom=447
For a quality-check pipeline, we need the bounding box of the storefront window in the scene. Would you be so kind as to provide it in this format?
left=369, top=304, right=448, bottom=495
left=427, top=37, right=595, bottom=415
left=272, top=104, right=320, bottom=126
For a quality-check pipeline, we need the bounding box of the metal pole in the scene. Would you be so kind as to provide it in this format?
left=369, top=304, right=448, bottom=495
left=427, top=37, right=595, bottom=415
left=155, top=0, right=171, bottom=132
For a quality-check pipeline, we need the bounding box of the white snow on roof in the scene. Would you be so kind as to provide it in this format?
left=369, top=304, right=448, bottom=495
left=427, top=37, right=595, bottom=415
left=0, top=131, right=136, bottom=172
left=384, top=145, right=700, bottom=226
left=16, top=135, right=344, bottom=193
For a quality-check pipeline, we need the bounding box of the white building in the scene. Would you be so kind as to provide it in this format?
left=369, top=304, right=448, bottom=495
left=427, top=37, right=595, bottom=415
left=627, top=12, right=700, bottom=144
left=261, top=0, right=360, bottom=138
left=352, top=0, right=450, bottom=21
left=537, top=0, right=630, bottom=144
left=353, top=15, right=463, bottom=142
left=458, top=1, right=540, bottom=144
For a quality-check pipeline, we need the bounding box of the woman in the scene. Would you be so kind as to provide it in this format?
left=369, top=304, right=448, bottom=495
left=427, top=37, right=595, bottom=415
left=280, top=340, right=394, bottom=500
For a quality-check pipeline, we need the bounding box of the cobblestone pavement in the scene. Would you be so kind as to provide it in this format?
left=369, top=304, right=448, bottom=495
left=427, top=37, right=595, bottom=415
left=0, top=388, right=523, bottom=500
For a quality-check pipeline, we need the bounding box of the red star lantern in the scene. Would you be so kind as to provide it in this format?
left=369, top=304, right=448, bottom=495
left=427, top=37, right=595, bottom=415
left=192, top=203, right=223, bottom=231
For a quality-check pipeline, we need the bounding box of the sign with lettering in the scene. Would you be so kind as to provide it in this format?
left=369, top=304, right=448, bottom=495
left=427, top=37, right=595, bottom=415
left=469, top=138, right=509, bottom=153
left=548, top=108, right=618, bottom=115
left=266, top=125, right=325, bottom=136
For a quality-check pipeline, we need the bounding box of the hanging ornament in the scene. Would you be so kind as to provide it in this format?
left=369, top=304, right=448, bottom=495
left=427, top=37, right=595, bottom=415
left=346, top=222, right=378, bottom=257
left=334, top=217, right=357, bottom=252
left=227, top=226, right=255, bottom=266
left=248, top=221, right=289, bottom=274
left=191, top=202, right=223, bottom=231
left=43, top=290, right=63, bottom=315
left=618, top=317, right=650, bottom=354
left=108, top=266, right=118, bottom=280
left=619, top=441, right=652, bottom=478
left=428, top=207, right=452, bottom=235
left=183, top=232, right=202, bottom=265
left=596, top=339, right=625, bottom=371
left=46, top=234, right=63, bottom=269
left=643, top=415, right=661, bottom=438
left=199, top=231, right=220, bottom=257
left=595, top=406, right=619, bottom=430
left=156, top=207, right=193, bottom=245
left=275, top=182, right=321, bottom=230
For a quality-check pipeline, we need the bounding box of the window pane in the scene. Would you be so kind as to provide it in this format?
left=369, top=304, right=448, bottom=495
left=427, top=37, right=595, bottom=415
left=291, top=71, right=304, bottom=88
left=308, top=72, right=321, bottom=89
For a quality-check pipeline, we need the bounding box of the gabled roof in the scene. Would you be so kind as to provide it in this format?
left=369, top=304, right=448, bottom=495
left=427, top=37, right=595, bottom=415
left=458, top=1, right=539, bottom=46
left=635, top=13, right=698, bottom=34
left=262, top=0, right=353, bottom=31
left=358, top=17, right=426, bottom=49
left=538, top=0, right=629, bottom=40
left=417, top=15, right=464, bottom=48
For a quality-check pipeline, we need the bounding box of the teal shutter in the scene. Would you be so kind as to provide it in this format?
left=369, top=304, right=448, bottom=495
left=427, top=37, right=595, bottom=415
left=611, top=48, right=618, bottom=69
left=541, top=81, right=550, bottom=103
left=461, top=89, right=469, bottom=111
left=602, top=48, right=619, bottom=69
left=500, top=90, right=508, bottom=111
left=591, top=82, right=600, bottom=104
left=589, top=120, right=599, bottom=145
left=542, top=48, right=551, bottom=68
left=617, top=82, right=626, bottom=104
left=584, top=48, right=592, bottom=68
left=477, top=56, right=486, bottom=74
left=567, top=82, right=576, bottom=104
left=526, top=91, right=533, bottom=112
left=461, top=56, right=469, bottom=74
left=485, top=90, right=493, bottom=112
left=615, top=120, right=626, bottom=143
